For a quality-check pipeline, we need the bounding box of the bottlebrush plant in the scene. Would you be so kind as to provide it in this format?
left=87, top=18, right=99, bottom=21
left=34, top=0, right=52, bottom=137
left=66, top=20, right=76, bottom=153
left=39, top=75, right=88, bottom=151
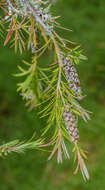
left=0, top=0, right=91, bottom=180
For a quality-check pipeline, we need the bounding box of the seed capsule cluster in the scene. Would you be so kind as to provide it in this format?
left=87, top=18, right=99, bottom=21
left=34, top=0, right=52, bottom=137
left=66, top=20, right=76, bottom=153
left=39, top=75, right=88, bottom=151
left=6, top=0, right=54, bottom=33
left=62, top=56, right=83, bottom=100
left=63, top=106, right=79, bottom=143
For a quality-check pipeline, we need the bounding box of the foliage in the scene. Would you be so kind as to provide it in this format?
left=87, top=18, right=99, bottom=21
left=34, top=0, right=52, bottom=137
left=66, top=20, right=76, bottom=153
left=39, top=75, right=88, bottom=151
left=0, top=137, right=43, bottom=156
left=0, top=0, right=91, bottom=180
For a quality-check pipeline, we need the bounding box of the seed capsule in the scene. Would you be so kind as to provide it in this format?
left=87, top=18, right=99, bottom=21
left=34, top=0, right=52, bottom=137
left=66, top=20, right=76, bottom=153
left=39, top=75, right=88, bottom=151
left=68, top=76, right=74, bottom=82
left=69, top=72, right=75, bottom=77
left=65, top=66, right=70, bottom=71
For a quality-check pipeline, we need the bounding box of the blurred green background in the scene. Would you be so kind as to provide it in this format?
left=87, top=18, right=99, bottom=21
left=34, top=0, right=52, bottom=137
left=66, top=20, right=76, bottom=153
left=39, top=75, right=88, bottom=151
left=0, top=0, right=105, bottom=189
